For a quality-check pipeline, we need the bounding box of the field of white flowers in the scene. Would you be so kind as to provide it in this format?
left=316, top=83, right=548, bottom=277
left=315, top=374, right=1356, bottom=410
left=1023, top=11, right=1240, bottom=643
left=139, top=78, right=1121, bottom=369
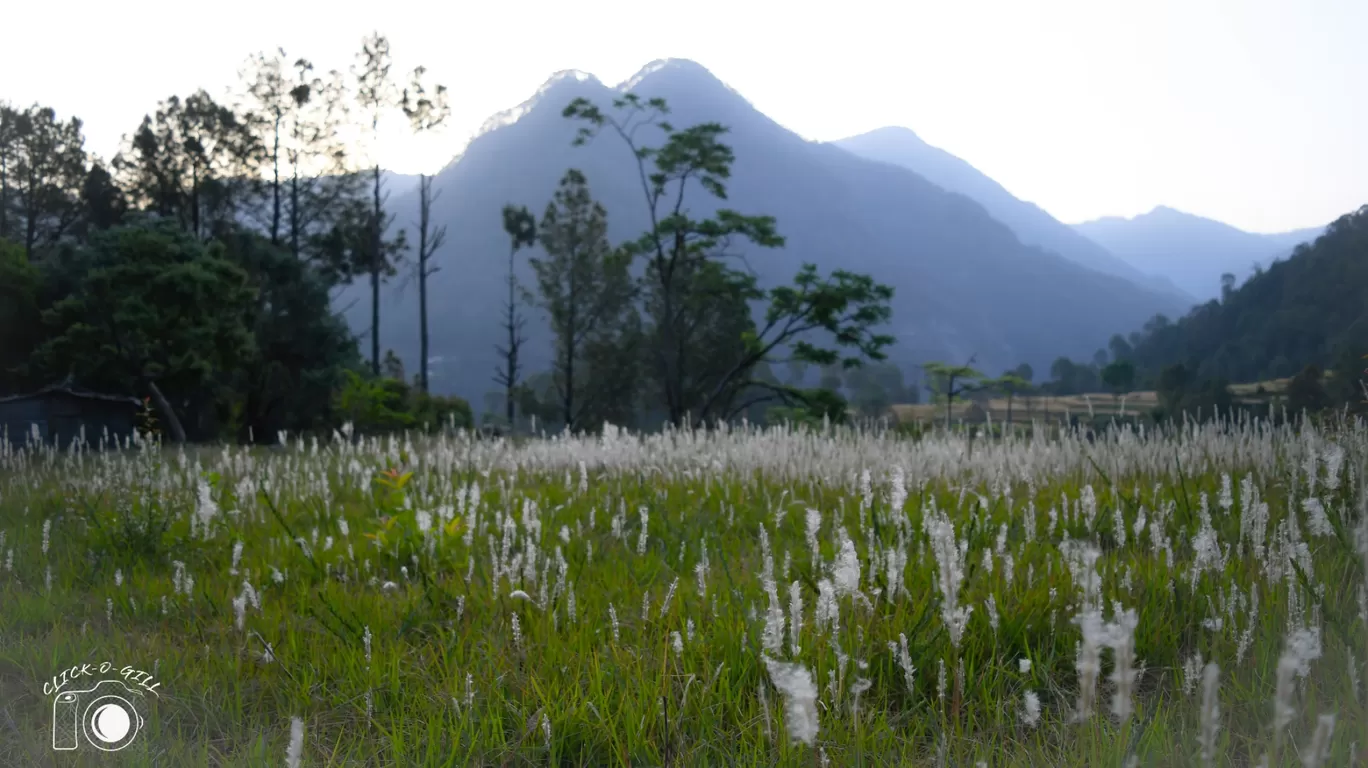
left=0, top=416, right=1364, bottom=766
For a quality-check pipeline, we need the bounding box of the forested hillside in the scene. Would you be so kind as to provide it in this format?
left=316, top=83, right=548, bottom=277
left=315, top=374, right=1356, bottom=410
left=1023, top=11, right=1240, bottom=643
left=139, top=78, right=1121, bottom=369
left=1123, top=205, right=1368, bottom=385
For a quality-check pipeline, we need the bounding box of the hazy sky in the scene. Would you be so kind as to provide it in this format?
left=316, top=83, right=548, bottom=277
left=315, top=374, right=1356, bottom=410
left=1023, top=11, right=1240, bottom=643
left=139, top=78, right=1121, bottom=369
left=5, top=0, right=1364, bottom=233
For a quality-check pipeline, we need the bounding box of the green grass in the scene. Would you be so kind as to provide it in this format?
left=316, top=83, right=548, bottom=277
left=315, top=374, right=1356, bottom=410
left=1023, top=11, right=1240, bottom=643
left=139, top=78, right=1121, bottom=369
left=0, top=418, right=1364, bottom=766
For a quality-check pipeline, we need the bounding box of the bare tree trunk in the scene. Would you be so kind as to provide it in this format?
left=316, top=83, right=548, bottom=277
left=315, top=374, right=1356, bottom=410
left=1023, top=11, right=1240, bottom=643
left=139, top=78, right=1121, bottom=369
left=418, top=174, right=430, bottom=393
left=505, top=248, right=517, bottom=426
left=0, top=149, right=8, bottom=240
left=370, top=164, right=382, bottom=376
left=270, top=114, right=282, bottom=245
left=288, top=170, right=300, bottom=259
left=144, top=379, right=187, bottom=444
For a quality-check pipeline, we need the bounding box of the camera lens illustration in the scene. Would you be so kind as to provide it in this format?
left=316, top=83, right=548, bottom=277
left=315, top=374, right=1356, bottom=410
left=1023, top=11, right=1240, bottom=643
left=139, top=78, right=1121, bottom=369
left=51, top=680, right=144, bottom=751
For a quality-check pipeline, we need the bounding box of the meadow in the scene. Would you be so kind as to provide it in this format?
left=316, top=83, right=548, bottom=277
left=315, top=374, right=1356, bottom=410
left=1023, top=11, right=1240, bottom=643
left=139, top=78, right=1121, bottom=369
left=0, top=415, right=1364, bottom=766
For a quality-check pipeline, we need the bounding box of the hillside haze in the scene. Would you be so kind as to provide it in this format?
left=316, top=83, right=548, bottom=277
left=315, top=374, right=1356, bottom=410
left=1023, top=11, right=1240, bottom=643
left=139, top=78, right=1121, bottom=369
left=1074, top=206, right=1325, bottom=301
left=345, top=59, right=1193, bottom=404
left=832, top=127, right=1192, bottom=302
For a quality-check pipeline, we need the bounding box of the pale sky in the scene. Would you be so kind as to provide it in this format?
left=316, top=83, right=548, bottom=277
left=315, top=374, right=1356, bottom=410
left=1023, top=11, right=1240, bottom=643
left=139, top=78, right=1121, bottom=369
left=5, top=0, right=1364, bottom=233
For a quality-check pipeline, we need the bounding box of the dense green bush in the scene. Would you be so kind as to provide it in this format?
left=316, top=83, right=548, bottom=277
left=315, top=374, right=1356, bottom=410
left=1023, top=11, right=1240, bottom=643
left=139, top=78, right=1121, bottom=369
left=334, top=370, right=473, bottom=436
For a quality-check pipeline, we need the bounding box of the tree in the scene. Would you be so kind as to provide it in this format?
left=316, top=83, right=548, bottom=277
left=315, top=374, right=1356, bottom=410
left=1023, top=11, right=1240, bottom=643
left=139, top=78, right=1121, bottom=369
left=79, top=161, right=126, bottom=234
left=1100, top=359, right=1136, bottom=396
left=212, top=230, right=359, bottom=441
left=523, top=169, right=637, bottom=432
left=1107, top=334, right=1133, bottom=363
left=1155, top=363, right=1191, bottom=418
left=1010, top=362, right=1034, bottom=384
left=563, top=95, right=894, bottom=427
left=0, top=238, right=42, bottom=394
left=114, top=91, right=259, bottom=239
left=1326, top=345, right=1368, bottom=408
left=494, top=205, right=536, bottom=428
left=922, top=361, right=984, bottom=429
left=351, top=32, right=411, bottom=375
left=0, top=103, right=19, bottom=242
left=1220, top=272, right=1236, bottom=303
left=382, top=349, right=405, bottom=382
left=844, top=361, right=911, bottom=417
left=400, top=66, right=450, bottom=394
left=240, top=49, right=292, bottom=245
left=1286, top=364, right=1330, bottom=417
left=991, top=373, right=1031, bottom=429
left=36, top=222, right=256, bottom=442
left=240, top=52, right=364, bottom=273
left=8, top=104, right=89, bottom=257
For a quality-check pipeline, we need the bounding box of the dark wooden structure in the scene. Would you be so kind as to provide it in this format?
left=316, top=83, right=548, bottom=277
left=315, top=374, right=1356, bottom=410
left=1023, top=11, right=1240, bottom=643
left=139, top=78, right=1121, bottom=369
left=0, top=384, right=141, bottom=449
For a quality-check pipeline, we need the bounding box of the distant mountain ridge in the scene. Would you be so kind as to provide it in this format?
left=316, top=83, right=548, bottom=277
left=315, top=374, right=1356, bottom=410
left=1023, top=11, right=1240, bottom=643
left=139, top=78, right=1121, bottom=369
left=832, top=127, right=1192, bottom=301
left=1074, top=206, right=1326, bottom=301
left=342, top=58, right=1193, bottom=404
left=1125, top=205, right=1366, bottom=385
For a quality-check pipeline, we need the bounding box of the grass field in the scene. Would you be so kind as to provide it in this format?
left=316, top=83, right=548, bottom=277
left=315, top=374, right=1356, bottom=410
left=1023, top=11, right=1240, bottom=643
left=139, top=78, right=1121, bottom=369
left=0, top=417, right=1365, bottom=766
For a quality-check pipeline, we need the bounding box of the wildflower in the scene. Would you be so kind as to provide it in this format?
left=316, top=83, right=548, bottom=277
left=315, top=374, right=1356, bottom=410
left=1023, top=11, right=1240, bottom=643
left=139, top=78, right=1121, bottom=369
left=833, top=531, right=861, bottom=599
left=805, top=508, right=822, bottom=559
left=1301, top=713, right=1335, bottom=768
left=1072, top=608, right=1105, bottom=721
left=814, top=579, right=839, bottom=634
left=1198, top=662, right=1220, bottom=767
left=659, top=577, right=679, bottom=619
left=286, top=717, right=304, bottom=768
left=763, top=656, right=819, bottom=746
left=937, top=658, right=947, bottom=703
left=891, top=633, right=916, bottom=695
left=762, top=576, right=785, bottom=655
left=695, top=539, right=710, bottom=598
left=1020, top=690, right=1041, bottom=726
left=1108, top=608, right=1140, bottom=721
left=232, top=594, right=247, bottom=631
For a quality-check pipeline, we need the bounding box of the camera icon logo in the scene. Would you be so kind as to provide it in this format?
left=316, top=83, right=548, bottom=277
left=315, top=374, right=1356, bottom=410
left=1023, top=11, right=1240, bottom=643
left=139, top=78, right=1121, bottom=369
left=51, top=679, right=145, bottom=752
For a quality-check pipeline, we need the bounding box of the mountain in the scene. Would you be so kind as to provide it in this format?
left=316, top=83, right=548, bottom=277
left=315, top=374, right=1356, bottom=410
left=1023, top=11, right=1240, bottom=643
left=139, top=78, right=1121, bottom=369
left=343, top=59, right=1193, bottom=404
left=1125, top=205, right=1366, bottom=385
left=832, top=127, right=1190, bottom=300
left=1074, top=206, right=1325, bottom=301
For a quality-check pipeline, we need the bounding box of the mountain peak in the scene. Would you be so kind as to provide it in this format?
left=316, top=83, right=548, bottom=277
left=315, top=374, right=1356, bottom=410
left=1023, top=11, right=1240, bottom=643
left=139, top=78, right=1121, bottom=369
left=850, top=126, right=924, bottom=143
left=1147, top=205, right=1191, bottom=219
left=615, top=58, right=753, bottom=111
left=616, top=58, right=717, bottom=91
left=475, top=69, right=604, bottom=138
